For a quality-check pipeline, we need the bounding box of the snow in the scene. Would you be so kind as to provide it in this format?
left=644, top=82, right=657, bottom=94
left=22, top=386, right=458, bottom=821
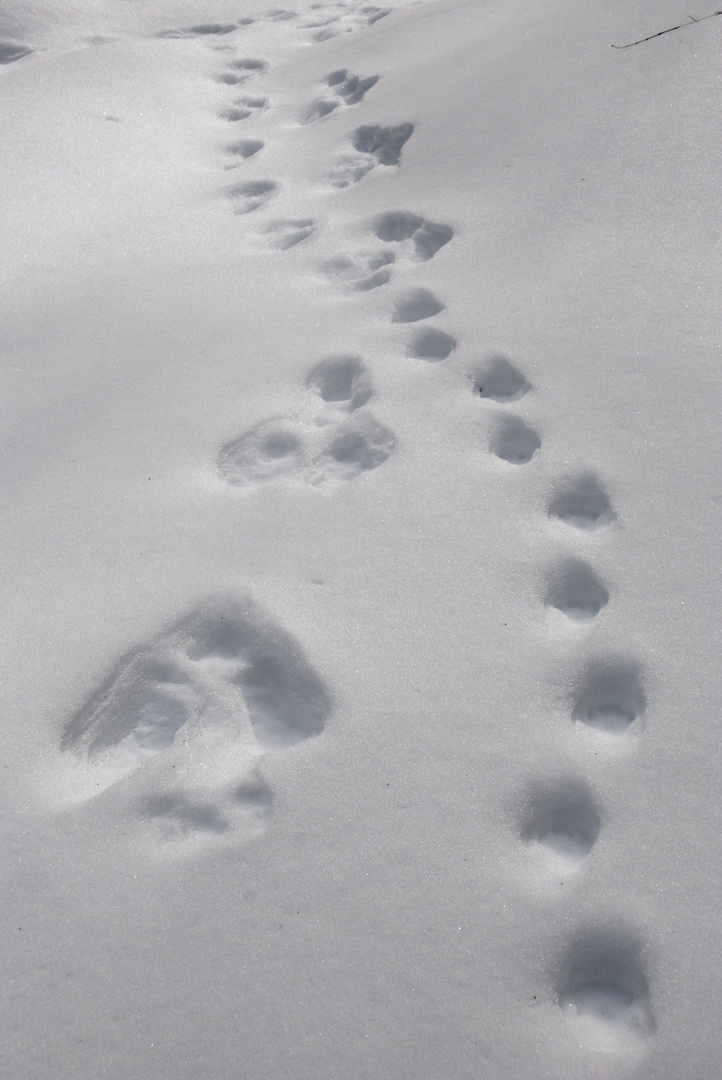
left=0, top=0, right=720, bottom=1077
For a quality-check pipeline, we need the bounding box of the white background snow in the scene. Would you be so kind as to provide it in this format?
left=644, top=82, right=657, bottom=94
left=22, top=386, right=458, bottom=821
left=0, top=0, right=720, bottom=1076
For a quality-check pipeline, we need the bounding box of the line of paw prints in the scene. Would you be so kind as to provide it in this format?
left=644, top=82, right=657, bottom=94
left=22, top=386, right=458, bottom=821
left=468, top=354, right=654, bottom=1048
left=155, top=4, right=392, bottom=44
left=156, top=6, right=396, bottom=221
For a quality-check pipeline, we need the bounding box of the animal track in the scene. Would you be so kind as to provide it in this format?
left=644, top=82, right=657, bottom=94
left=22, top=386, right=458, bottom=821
left=220, top=96, right=269, bottom=122
left=546, top=559, right=609, bottom=623
left=265, top=218, right=316, bottom=249
left=218, top=357, right=393, bottom=489
left=301, top=2, right=390, bottom=41
left=392, top=288, right=444, bottom=323
left=330, top=123, right=414, bottom=187
left=219, top=418, right=307, bottom=485
left=372, top=211, right=453, bottom=261
left=306, top=355, right=373, bottom=414
left=475, top=356, right=530, bottom=402
left=223, top=139, right=264, bottom=167
left=142, top=776, right=275, bottom=846
left=301, top=70, right=379, bottom=124
left=320, top=250, right=395, bottom=291
left=313, top=412, right=395, bottom=482
left=265, top=9, right=298, bottom=22
left=408, top=327, right=457, bottom=361
left=158, top=24, right=239, bottom=38
left=0, top=41, right=33, bottom=64
left=217, top=58, right=268, bottom=85
left=550, top=473, right=614, bottom=530
left=353, top=123, right=413, bottom=165
left=573, top=659, right=645, bottom=737
left=226, top=180, right=277, bottom=214
left=490, top=417, right=541, bottom=464
left=521, top=780, right=600, bottom=873
left=321, top=209, right=450, bottom=290
left=556, top=932, right=654, bottom=1051
left=62, top=594, right=330, bottom=847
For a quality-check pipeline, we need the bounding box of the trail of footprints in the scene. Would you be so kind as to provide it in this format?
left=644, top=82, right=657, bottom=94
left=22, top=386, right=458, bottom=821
left=475, top=357, right=652, bottom=1047
left=60, top=3, right=409, bottom=856
left=60, top=3, right=654, bottom=1056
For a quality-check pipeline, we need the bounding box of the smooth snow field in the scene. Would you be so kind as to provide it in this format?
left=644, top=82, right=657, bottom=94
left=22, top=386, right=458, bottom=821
left=1, top=0, right=720, bottom=1077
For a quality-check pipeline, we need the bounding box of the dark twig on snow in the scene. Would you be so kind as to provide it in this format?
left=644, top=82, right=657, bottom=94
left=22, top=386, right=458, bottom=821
left=612, top=9, right=721, bottom=48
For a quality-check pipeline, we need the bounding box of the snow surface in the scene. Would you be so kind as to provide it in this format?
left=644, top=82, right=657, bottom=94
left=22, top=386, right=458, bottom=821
left=1, top=0, right=720, bottom=1077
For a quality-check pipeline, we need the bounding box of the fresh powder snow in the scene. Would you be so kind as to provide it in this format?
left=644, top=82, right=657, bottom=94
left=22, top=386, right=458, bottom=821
left=0, top=0, right=720, bottom=1077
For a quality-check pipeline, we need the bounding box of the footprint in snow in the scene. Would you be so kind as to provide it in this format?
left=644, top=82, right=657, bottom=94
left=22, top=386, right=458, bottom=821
left=372, top=210, right=454, bottom=262
left=301, top=69, right=379, bottom=124
left=490, top=416, right=541, bottom=464
left=546, top=559, right=609, bottom=623
left=391, top=287, right=444, bottom=323
left=226, top=179, right=277, bottom=214
left=62, top=593, right=330, bottom=850
left=407, top=327, right=457, bottom=362
left=555, top=931, right=654, bottom=1051
left=264, top=9, right=299, bottom=22
left=307, top=354, right=374, bottom=415
left=0, top=40, right=33, bottom=63
left=219, top=96, right=269, bottom=123
left=521, top=779, right=600, bottom=876
left=264, top=218, right=317, bottom=250
left=223, top=139, right=264, bottom=168
left=320, top=211, right=452, bottom=291
left=473, top=356, right=530, bottom=402
left=320, top=250, right=395, bottom=291
left=330, top=123, right=414, bottom=188
left=218, top=356, right=394, bottom=488
left=216, top=58, right=268, bottom=86
left=572, top=658, right=645, bottom=739
left=157, top=23, right=240, bottom=39
left=549, top=472, right=615, bottom=530
left=301, top=2, right=390, bottom=42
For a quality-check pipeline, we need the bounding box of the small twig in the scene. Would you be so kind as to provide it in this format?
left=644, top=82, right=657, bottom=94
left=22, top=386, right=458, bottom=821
left=612, top=8, right=721, bottom=48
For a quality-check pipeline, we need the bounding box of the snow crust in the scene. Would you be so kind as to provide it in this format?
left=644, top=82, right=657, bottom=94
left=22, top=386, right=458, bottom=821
left=1, top=0, right=720, bottom=1077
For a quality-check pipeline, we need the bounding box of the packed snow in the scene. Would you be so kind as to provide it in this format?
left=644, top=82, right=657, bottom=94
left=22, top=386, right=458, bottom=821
left=0, top=0, right=720, bottom=1077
